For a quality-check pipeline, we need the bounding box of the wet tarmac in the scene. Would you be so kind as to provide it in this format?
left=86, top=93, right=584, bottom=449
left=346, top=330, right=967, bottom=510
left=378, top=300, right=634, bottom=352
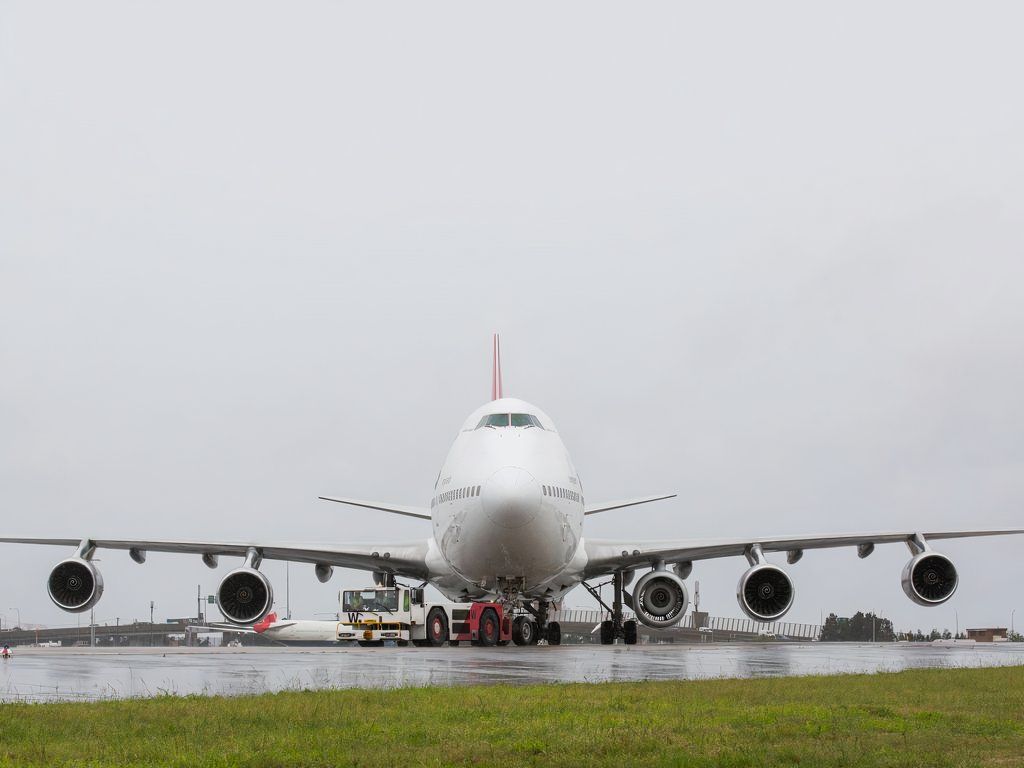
left=2, top=642, right=1023, bottom=703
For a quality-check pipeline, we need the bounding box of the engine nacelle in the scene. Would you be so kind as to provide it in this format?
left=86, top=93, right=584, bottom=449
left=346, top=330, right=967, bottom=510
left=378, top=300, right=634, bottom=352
left=902, top=552, right=958, bottom=606
left=737, top=563, right=794, bottom=621
left=216, top=567, right=274, bottom=625
left=47, top=558, right=104, bottom=613
left=633, top=570, right=689, bottom=628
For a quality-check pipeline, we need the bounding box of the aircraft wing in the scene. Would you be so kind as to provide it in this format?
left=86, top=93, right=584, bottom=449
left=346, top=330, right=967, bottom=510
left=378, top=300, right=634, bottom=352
left=0, top=537, right=431, bottom=580
left=584, top=493, right=677, bottom=516
left=582, top=528, right=1024, bottom=578
left=317, top=496, right=431, bottom=520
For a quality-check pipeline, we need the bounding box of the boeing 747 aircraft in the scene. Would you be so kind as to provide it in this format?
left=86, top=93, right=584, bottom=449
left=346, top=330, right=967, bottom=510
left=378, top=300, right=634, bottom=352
left=3, top=336, right=1021, bottom=645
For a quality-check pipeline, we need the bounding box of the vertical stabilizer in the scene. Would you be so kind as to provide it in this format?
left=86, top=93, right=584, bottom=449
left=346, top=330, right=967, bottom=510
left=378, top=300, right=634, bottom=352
left=491, top=333, right=503, bottom=401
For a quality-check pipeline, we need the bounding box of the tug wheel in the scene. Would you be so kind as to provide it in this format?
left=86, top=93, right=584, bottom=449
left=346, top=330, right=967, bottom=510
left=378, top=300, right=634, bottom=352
left=427, top=607, right=449, bottom=647
left=478, top=608, right=499, bottom=646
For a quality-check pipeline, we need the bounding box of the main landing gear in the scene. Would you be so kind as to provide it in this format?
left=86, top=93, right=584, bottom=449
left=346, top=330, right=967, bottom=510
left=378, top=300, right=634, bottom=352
left=584, top=571, right=638, bottom=646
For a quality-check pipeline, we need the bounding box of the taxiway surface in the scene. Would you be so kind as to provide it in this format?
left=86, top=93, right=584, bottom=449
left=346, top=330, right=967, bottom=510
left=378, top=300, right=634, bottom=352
left=3, top=643, right=1023, bottom=703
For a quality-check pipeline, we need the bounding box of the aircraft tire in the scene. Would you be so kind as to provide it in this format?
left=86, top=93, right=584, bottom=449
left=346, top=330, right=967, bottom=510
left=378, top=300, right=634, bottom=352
left=512, top=615, right=535, bottom=646
left=600, top=620, right=614, bottom=645
left=547, top=621, right=562, bottom=646
left=623, top=620, right=638, bottom=645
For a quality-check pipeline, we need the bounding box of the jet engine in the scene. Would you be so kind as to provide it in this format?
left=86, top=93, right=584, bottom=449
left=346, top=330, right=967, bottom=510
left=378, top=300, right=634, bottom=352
left=632, top=570, right=689, bottom=628
left=47, top=558, right=104, bottom=613
left=216, top=567, right=274, bottom=625
left=737, top=563, right=794, bottom=621
left=902, top=552, right=958, bottom=606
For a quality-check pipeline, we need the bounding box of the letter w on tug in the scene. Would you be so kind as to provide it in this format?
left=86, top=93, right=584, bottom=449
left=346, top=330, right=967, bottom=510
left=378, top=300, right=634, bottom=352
left=1, top=335, right=1022, bottom=646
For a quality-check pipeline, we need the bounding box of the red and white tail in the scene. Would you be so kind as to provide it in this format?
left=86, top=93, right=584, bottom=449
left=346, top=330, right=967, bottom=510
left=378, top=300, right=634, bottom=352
left=254, top=612, right=277, bottom=633
left=491, top=333, right=503, bottom=401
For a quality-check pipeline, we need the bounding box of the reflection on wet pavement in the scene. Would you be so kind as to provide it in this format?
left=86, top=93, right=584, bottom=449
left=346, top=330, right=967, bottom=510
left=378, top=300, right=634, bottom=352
left=2, top=643, right=1023, bottom=702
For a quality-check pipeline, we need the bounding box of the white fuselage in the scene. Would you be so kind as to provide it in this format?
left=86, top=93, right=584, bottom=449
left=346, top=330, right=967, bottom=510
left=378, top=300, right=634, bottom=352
left=425, top=397, right=588, bottom=602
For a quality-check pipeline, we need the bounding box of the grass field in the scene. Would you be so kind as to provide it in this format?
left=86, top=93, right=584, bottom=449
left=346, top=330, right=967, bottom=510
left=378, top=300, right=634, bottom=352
left=2, top=666, right=1023, bottom=767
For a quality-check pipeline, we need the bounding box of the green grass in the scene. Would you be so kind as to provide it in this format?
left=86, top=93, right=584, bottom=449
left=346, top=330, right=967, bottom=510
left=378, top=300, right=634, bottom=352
left=2, top=667, right=1023, bottom=767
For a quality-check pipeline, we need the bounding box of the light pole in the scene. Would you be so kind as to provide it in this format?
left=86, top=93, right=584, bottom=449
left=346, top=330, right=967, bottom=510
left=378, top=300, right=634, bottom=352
left=1012, top=609, right=1016, bottom=639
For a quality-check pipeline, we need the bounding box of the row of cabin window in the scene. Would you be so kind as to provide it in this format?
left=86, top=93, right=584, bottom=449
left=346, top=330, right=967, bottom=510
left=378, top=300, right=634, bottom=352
left=543, top=485, right=581, bottom=503
left=433, top=486, right=481, bottom=506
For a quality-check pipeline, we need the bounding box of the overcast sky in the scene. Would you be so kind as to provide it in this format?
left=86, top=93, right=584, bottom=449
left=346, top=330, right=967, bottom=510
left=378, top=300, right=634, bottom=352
left=2, top=2, right=1022, bottom=634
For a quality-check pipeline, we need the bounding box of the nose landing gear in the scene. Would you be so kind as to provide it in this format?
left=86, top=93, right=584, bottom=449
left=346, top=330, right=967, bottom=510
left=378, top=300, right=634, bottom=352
left=512, top=615, right=537, bottom=645
left=514, top=599, right=562, bottom=645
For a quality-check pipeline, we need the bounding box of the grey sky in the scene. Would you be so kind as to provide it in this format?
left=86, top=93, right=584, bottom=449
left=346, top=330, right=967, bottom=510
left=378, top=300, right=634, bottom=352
left=2, top=2, right=1022, bottom=633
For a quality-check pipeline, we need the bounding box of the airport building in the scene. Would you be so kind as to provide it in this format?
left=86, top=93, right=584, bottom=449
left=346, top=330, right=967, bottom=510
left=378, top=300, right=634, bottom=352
left=965, top=627, right=1008, bottom=643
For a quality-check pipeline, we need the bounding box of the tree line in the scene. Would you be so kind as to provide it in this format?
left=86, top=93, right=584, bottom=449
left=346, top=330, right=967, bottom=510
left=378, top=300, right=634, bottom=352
left=818, top=612, right=1023, bottom=642
left=819, top=612, right=895, bottom=642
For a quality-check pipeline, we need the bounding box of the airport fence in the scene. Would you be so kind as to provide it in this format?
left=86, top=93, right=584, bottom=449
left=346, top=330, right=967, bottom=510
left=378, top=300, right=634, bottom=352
left=700, top=615, right=820, bottom=639
left=550, top=609, right=820, bottom=640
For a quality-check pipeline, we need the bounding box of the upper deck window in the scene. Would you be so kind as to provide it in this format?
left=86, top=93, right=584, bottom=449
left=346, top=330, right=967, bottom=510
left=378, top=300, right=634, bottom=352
left=476, top=413, right=544, bottom=430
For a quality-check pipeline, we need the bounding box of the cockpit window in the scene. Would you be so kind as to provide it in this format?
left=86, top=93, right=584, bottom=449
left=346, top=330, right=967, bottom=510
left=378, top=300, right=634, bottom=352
left=511, top=413, right=542, bottom=428
left=477, top=413, right=543, bottom=429
left=478, top=413, right=510, bottom=428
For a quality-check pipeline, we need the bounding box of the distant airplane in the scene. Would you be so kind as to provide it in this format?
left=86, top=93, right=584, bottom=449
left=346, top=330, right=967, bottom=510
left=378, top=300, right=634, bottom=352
left=205, top=612, right=341, bottom=647
left=3, top=335, right=1022, bottom=645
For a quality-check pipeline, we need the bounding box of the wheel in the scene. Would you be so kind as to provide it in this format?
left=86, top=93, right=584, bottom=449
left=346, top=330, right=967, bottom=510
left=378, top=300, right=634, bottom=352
left=478, top=608, right=500, bottom=647
left=357, top=640, right=384, bottom=647
left=600, top=620, right=614, bottom=645
left=547, top=621, right=562, bottom=646
left=623, top=620, right=638, bottom=645
left=512, top=615, right=536, bottom=646
left=427, top=607, right=449, bottom=647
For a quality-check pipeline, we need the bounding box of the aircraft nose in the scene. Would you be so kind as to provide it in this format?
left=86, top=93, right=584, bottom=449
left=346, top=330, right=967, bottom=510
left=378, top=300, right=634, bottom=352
left=482, top=466, right=542, bottom=529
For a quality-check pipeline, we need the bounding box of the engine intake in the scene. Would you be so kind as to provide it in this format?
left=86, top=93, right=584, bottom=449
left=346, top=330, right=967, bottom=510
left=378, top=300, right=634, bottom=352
left=633, top=570, right=689, bottom=628
left=216, top=568, right=274, bottom=625
left=47, top=558, right=104, bottom=613
left=737, top=563, right=794, bottom=621
left=902, top=552, right=958, bottom=606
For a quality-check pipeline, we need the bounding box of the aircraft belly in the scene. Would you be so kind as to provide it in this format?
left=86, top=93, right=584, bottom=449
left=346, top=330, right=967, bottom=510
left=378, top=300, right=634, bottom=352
left=447, top=509, right=571, bottom=592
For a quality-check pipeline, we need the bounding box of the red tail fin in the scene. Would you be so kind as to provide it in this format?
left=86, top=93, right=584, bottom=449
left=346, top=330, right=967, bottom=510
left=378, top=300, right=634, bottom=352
left=491, top=333, right=503, bottom=401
